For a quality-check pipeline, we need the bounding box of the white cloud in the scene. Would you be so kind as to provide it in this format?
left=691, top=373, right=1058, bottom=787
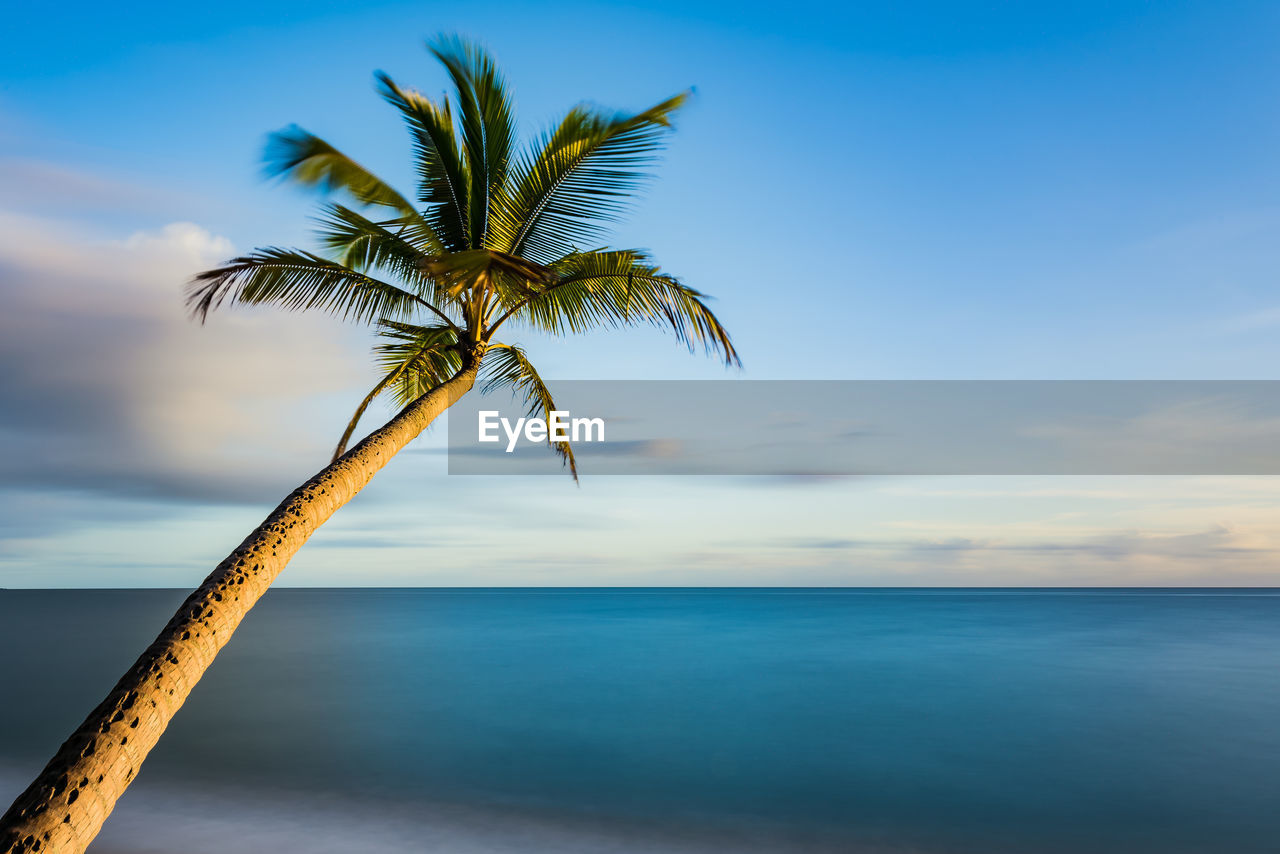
left=121, top=221, right=234, bottom=259
left=0, top=210, right=365, bottom=502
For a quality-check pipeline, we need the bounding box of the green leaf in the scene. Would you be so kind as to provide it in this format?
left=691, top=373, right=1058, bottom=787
left=491, top=93, right=688, bottom=264
left=498, top=250, right=739, bottom=366
left=428, top=35, right=517, bottom=250
left=314, top=203, right=453, bottom=312
left=376, top=71, right=472, bottom=251
left=332, top=322, right=462, bottom=460
left=265, top=127, right=418, bottom=216
left=374, top=321, right=464, bottom=406
left=187, top=249, right=426, bottom=324
left=482, top=343, right=578, bottom=480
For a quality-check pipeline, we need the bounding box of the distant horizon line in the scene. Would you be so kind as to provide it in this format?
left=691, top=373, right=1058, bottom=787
left=3, top=585, right=1278, bottom=592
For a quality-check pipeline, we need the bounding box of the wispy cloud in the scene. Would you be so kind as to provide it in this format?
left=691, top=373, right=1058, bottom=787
left=1223, top=305, right=1280, bottom=332
left=0, top=157, right=185, bottom=215
left=1024, top=396, right=1280, bottom=473
left=757, top=524, right=1280, bottom=586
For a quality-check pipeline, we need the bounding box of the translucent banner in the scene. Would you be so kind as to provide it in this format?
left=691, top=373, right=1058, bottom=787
left=445, top=381, right=1280, bottom=476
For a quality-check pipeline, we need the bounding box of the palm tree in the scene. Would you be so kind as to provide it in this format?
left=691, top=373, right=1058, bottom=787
left=0, top=35, right=736, bottom=854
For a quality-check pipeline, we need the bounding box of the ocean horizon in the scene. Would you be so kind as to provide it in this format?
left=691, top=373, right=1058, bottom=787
left=3, top=587, right=1278, bottom=853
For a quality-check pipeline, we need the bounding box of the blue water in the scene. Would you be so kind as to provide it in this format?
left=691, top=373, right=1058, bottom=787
left=1, top=588, right=1278, bottom=853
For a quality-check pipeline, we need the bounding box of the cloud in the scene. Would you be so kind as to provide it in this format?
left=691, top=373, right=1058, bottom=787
left=1224, top=305, right=1280, bottom=332
left=787, top=526, right=1264, bottom=559
left=0, top=210, right=363, bottom=503
left=0, top=157, right=186, bottom=215
left=1024, top=396, right=1280, bottom=473
left=764, top=524, right=1280, bottom=586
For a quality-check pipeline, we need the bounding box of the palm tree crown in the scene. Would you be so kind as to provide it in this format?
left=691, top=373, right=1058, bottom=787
left=188, top=35, right=738, bottom=478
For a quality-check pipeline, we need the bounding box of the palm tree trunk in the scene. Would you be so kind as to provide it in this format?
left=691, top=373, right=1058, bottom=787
left=0, top=355, right=481, bottom=854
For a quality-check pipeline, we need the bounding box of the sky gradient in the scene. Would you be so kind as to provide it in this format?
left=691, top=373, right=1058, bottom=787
left=2, top=0, right=1279, bottom=586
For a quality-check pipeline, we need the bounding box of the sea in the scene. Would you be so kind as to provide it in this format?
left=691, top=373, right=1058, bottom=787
left=1, top=588, right=1277, bottom=853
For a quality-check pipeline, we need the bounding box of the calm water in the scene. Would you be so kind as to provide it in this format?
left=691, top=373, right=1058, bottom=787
left=1, top=588, right=1278, bottom=853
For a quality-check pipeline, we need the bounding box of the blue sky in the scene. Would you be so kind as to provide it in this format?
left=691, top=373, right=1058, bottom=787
left=2, top=0, right=1279, bottom=586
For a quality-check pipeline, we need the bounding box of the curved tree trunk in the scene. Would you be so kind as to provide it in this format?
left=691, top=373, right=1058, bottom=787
left=0, top=355, right=481, bottom=854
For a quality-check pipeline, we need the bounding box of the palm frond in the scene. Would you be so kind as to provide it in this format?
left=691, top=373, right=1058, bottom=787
left=332, top=322, right=461, bottom=460
left=265, top=127, right=418, bottom=215
left=495, top=250, right=739, bottom=366
left=376, top=71, right=471, bottom=251
left=420, top=248, right=551, bottom=298
left=374, top=321, right=464, bottom=406
left=482, top=343, right=577, bottom=480
left=491, top=93, right=687, bottom=263
left=331, top=370, right=400, bottom=463
left=314, top=204, right=457, bottom=321
left=187, top=249, right=426, bottom=324
left=428, top=35, right=517, bottom=250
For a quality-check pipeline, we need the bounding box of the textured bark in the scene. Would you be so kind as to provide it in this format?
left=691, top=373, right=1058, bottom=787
left=0, top=356, right=480, bottom=854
